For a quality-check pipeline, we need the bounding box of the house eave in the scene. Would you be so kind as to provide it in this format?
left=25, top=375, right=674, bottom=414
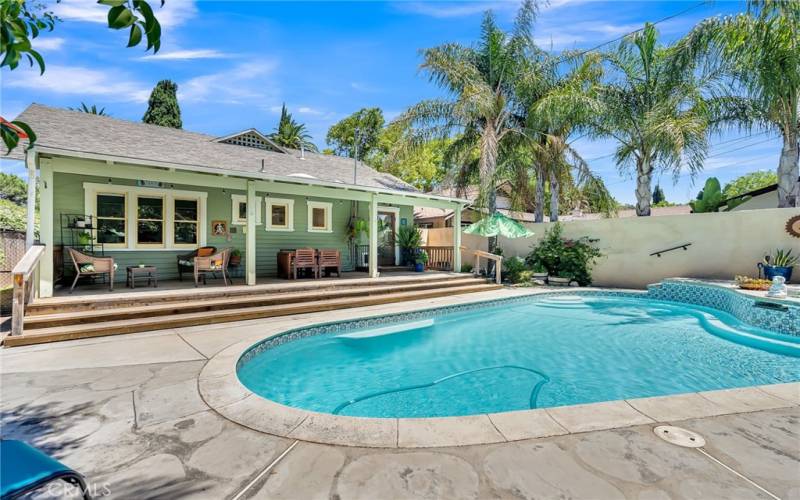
left=30, top=145, right=469, bottom=206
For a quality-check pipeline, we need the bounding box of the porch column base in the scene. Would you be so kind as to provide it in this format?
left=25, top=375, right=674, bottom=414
left=453, top=204, right=462, bottom=272
left=246, top=180, right=257, bottom=285
left=368, top=194, right=379, bottom=278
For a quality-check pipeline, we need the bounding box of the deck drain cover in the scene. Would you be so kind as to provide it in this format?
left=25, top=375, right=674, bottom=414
left=654, top=425, right=705, bottom=448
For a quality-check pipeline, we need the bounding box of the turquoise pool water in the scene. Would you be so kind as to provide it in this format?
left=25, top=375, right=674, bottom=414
left=237, top=294, right=800, bottom=418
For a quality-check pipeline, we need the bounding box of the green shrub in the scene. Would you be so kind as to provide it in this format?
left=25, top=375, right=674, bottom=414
left=461, top=262, right=474, bottom=273
left=503, top=255, right=528, bottom=283
left=526, top=222, right=602, bottom=286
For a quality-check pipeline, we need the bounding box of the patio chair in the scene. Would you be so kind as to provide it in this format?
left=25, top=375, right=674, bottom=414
left=318, top=249, right=341, bottom=277
left=0, top=439, right=92, bottom=500
left=177, top=246, right=216, bottom=281
left=67, top=247, right=115, bottom=294
left=292, top=248, right=319, bottom=279
left=194, top=248, right=231, bottom=287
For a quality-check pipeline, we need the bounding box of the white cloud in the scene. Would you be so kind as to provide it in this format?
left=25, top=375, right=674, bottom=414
left=33, top=37, right=65, bottom=51
left=297, top=106, right=323, bottom=115
left=139, top=49, right=228, bottom=61
left=4, top=64, right=149, bottom=102
left=52, top=0, right=197, bottom=28
left=395, top=1, right=510, bottom=18
left=179, top=61, right=279, bottom=104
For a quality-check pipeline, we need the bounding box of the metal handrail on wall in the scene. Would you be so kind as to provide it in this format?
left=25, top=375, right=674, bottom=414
left=650, top=243, right=692, bottom=258
left=11, top=245, right=45, bottom=337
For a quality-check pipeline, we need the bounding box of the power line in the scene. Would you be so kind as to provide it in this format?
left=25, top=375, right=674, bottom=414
left=552, top=1, right=710, bottom=65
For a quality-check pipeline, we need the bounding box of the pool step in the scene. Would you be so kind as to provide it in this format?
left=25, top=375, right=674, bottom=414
left=7, top=282, right=501, bottom=346
left=23, top=277, right=490, bottom=329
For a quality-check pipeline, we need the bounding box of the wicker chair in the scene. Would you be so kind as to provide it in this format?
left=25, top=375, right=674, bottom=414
left=292, top=248, right=319, bottom=279
left=67, top=247, right=115, bottom=293
left=177, top=246, right=216, bottom=281
left=194, top=248, right=231, bottom=287
left=318, top=249, right=341, bottom=278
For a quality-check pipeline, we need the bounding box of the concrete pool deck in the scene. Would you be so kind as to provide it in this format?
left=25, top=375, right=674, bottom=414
left=1, top=287, right=799, bottom=499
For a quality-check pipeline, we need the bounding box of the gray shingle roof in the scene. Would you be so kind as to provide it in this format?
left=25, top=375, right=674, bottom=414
left=8, top=104, right=418, bottom=193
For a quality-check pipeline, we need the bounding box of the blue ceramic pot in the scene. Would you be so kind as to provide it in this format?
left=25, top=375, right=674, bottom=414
left=414, top=262, right=425, bottom=272
left=759, top=264, right=793, bottom=282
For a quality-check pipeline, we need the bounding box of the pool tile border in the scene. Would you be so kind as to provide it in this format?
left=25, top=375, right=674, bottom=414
left=199, top=285, right=800, bottom=449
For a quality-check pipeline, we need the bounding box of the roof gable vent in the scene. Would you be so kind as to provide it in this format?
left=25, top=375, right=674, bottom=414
left=214, top=128, right=286, bottom=153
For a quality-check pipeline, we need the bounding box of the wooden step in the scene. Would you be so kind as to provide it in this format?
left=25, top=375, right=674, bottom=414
left=23, top=278, right=490, bottom=329
left=6, top=284, right=502, bottom=347
left=26, top=274, right=477, bottom=315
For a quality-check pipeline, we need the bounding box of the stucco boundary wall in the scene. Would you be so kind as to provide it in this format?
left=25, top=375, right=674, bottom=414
left=424, top=208, right=800, bottom=288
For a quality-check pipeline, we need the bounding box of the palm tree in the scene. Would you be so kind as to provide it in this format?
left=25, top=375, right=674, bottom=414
left=674, top=1, right=799, bottom=207
left=270, top=104, right=319, bottom=153
left=596, top=23, right=712, bottom=216
left=70, top=102, right=108, bottom=115
left=516, top=50, right=615, bottom=221
left=393, top=1, right=536, bottom=249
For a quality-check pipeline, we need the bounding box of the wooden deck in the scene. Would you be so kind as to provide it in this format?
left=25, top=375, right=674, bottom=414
left=6, top=272, right=500, bottom=347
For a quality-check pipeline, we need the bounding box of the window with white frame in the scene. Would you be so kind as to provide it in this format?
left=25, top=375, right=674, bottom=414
left=173, top=198, right=199, bottom=246
left=231, top=194, right=262, bottom=225
left=84, top=183, right=207, bottom=250
left=307, top=201, right=333, bottom=233
left=96, top=193, right=127, bottom=247
left=265, top=198, right=294, bottom=231
left=136, top=195, right=164, bottom=247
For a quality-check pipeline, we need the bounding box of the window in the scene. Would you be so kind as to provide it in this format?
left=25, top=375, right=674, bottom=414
left=136, top=196, right=164, bottom=246
left=174, top=198, right=199, bottom=246
left=84, top=182, right=207, bottom=251
left=231, top=194, right=262, bottom=225
left=307, top=201, right=332, bottom=233
left=96, top=193, right=126, bottom=247
left=265, top=198, right=294, bottom=231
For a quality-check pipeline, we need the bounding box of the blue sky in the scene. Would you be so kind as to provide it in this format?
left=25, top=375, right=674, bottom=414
left=0, top=0, right=782, bottom=204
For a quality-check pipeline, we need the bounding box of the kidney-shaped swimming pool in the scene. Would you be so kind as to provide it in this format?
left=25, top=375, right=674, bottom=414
left=237, top=293, right=800, bottom=418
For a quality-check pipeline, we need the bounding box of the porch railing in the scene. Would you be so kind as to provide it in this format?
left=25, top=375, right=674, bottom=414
left=11, top=245, right=45, bottom=337
left=420, top=246, right=453, bottom=271
left=474, top=250, right=503, bottom=285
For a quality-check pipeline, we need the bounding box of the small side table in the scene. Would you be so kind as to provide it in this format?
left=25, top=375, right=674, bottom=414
left=127, top=266, right=158, bottom=289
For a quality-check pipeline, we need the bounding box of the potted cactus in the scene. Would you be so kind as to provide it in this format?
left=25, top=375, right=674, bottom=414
left=759, top=249, right=797, bottom=282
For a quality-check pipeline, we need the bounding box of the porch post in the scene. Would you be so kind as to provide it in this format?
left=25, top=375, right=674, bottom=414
left=246, top=180, right=257, bottom=285
left=25, top=151, right=37, bottom=249
left=368, top=193, right=379, bottom=278
left=39, top=162, right=54, bottom=298
left=452, top=203, right=462, bottom=272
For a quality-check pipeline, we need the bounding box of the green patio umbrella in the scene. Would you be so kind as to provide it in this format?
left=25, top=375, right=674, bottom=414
left=463, top=212, right=535, bottom=239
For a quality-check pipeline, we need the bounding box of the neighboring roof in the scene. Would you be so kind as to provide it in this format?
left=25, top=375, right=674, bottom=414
left=719, top=180, right=788, bottom=207
left=415, top=204, right=692, bottom=223
left=8, top=104, right=418, bottom=193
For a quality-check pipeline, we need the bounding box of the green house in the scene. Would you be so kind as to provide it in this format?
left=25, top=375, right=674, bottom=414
left=10, top=104, right=466, bottom=297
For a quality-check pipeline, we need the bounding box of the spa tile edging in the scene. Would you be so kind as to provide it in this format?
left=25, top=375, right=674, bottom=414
left=649, top=279, right=800, bottom=336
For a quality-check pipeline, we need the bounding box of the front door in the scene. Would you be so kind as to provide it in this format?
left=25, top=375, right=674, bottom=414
left=377, top=211, right=396, bottom=266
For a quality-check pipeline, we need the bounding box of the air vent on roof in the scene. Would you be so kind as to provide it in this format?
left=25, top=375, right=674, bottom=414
left=288, top=173, right=316, bottom=179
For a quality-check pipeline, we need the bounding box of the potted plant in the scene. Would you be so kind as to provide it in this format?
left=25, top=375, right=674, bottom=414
left=414, top=249, right=428, bottom=272
left=77, top=231, right=92, bottom=247
left=397, top=225, right=422, bottom=266
left=230, top=248, right=242, bottom=267
left=526, top=223, right=602, bottom=286
left=549, top=271, right=572, bottom=286
left=502, top=256, right=528, bottom=284
left=759, top=249, right=797, bottom=281
left=531, top=262, right=548, bottom=282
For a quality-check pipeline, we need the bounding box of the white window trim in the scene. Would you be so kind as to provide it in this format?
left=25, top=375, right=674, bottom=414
left=135, top=194, right=166, bottom=249
left=231, top=194, right=262, bottom=225
left=265, top=197, right=295, bottom=232
left=172, top=197, right=202, bottom=249
left=307, top=200, right=333, bottom=233
left=92, top=190, right=128, bottom=249
left=84, top=182, right=207, bottom=251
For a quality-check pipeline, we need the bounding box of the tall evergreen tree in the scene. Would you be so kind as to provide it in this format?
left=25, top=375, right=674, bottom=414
left=652, top=184, right=666, bottom=205
left=142, top=80, right=182, bottom=129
